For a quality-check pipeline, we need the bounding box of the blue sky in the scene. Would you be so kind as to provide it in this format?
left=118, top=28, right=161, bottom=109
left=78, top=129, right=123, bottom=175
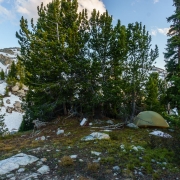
left=0, top=0, right=175, bottom=68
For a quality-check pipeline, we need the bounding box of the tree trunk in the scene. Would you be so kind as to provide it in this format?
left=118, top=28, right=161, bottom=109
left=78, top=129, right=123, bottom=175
left=63, top=102, right=67, bottom=115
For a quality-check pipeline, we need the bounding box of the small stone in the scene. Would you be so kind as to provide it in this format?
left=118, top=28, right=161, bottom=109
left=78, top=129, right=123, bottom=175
left=113, top=173, right=118, bottom=176
left=79, top=159, right=83, bottom=162
left=93, top=159, right=99, bottom=163
left=41, top=158, right=47, bottom=162
left=138, top=172, right=144, bottom=176
left=36, top=161, right=43, bottom=166
left=41, top=136, right=46, bottom=141
left=37, top=165, right=50, bottom=174
left=91, top=151, right=101, bottom=156
left=151, top=159, right=156, bottom=163
left=120, top=144, right=125, bottom=149
left=56, top=128, right=64, bottom=135
left=70, top=155, right=77, bottom=159
left=113, top=166, right=120, bottom=172
left=6, top=99, right=11, bottom=104
left=6, top=174, right=14, bottom=178
left=126, top=123, right=138, bottom=128
left=9, top=177, right=15, bottom=180
left=106, top=120, right=114, bottom=124
left=17, top=168, right=25, bottom=173
left=131, top=146, right=138, bottom=151
left=12, top=85, right=19, bottom=92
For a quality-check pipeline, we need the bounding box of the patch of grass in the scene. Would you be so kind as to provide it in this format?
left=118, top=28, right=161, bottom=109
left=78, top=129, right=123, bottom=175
left=109, top=131, right=119, bottom=140
left=152, top=172, right=160, bottom=180
left=87, top=162, right=100, bottom=172
left=101, top=156, right=115, bottom=165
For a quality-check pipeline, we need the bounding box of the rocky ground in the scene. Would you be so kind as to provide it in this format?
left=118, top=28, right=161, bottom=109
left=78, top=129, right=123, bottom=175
left=0, top=118, right=180, bottom=180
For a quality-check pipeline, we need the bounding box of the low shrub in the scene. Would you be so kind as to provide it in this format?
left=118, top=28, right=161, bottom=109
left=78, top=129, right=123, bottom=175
left=60, top=156, right=74, bottom=166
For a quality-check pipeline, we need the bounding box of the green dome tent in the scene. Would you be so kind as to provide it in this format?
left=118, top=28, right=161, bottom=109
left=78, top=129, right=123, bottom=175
left=134, top=111, right=169, bottom=128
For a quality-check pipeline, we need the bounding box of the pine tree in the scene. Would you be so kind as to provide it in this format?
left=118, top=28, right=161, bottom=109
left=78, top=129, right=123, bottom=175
left=123, top=22, right=159, bottom=120
left=0, top=69, right=5, bottom=80
left=88, top=9, right=114, bottom=116
left=8, top=61, right=17, bottom=78
left=16, top=0, right=89, bottom=130
left=145, top=72, right=161, bottom=112
left=164, top=0, right=180, bottom=109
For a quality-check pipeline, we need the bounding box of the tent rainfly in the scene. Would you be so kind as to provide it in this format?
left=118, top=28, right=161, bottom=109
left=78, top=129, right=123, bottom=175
left=134, top=111, right=169, bottom=128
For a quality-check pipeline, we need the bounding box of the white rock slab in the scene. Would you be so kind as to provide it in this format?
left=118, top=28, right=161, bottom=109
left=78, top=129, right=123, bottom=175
left=0, top=153, right=39, bottom=175
left=91, top=151, right=101, bottom=156
left=82, top=132, right=110, bottom=141
left=149, top=130, right=172, bottom=138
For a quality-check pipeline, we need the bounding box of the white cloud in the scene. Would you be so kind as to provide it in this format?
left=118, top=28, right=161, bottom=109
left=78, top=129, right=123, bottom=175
left=154, top=0, right=159, bottom=4
left=14, top=0, right=106, bottom=21
left=151, top=27, right=169, bottom=36
left=157, top=28, right=170, bottom=35
left=0, top=5, right=14, bottom=22
left=151, top=29, right=157, bottom=36
left=78, top=0, right=106, bottom=17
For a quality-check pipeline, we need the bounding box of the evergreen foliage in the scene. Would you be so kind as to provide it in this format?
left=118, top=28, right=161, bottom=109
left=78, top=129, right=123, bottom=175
left=164, top=0, right=180, bottom=109
left=122, top=22, right=159, bottom=120
left=8, top=61, right=17, bottom=78
left=0, top=69, right=5, bottom=80
left=145, top=72, right=164, bottom=112
left=0, top=114, right=8, bottom=136
left=7, top=61, right=18, bottom=85
left=16, top=0, right=159, bottom=130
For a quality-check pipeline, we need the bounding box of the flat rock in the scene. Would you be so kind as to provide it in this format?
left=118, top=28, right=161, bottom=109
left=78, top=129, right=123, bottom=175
left=37, top=165, right=50, bottom=174
left=82, top=132, right=110, bottom=141
left=0, top=153, right=39, bottom=175
left=12, top=85, right=19, bottom=92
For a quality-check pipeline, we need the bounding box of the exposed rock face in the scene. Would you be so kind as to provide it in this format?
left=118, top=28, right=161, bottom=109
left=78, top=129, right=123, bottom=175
left=13, top=101, right=21, bottom=108
left=12, top=85, right=19, bottom=92
left=0, top=153, right=39, bottom=175
left=6, top=99, right=10, bottom=104
left=6, top=106, right=13, bottom=113
left=22, top=84, right=29, bottom=91
left=0, top=54, right=12, bottom=65
left=17, top=89, right=26, bottom=97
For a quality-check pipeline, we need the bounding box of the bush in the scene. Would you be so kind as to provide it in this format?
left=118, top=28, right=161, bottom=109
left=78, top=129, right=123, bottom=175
left=87, top=162, right=100, bottom=172
left=60, top=156, right=74, bottom=166
left=162, top=112, right=180, bottom=129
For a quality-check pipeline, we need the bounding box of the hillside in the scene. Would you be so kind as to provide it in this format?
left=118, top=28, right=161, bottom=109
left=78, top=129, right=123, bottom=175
left=0, top=47, right=23, bottom=133
left=0, top=48, right=180, bottom=180
left=0, top=118, right=180, bottom=180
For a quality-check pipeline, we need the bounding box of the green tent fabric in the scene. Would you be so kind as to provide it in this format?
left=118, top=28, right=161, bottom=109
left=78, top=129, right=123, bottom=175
left=134, top=111, right=169, bottom=128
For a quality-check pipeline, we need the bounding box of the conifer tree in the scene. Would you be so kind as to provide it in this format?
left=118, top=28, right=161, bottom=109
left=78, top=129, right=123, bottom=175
left=8, top=61, right=17, bottom=79
left=88, top=9, right=114, bottom=115
left=16, top=0, right=89, bottom=130
left=0, top=69, right=5, bottom=80
left=164, top=0, right=180, bottom=108
left=123, top=22, right=159, bottom=120
left=145, top=72, right=160, bottom=111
